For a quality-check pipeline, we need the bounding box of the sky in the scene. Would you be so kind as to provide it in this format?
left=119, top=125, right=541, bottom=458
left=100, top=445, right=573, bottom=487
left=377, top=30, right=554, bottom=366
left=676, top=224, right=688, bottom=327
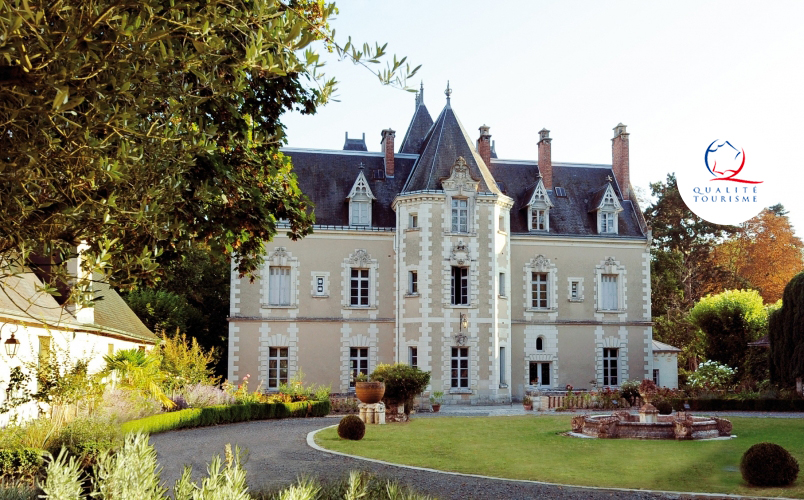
left=281, top=1, right=804, bottom=236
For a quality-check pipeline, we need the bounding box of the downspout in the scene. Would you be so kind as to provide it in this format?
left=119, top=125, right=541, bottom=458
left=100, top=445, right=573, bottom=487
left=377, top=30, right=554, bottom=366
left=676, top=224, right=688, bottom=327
left=394, top=200, right=401, bottom=363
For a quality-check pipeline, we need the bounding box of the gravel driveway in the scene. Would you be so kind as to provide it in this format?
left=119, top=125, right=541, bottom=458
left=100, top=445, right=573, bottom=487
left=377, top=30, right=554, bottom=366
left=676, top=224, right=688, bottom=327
left=149, top=410, right=788, bottom=500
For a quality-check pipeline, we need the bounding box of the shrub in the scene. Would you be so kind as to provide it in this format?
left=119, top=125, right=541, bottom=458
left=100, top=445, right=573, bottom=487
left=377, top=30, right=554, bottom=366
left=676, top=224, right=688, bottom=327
left=654, top=399, right=673, bottom=415
left=369, top=364, right=430, bottom=418
left=688, top=360, right=737, bottom=391
left=92, top=433, right=167, bottom=499
left=182, top=383, right=235, bottom=408
left=157, top=332, right=221, bottom=392
left=337, top=415, right=365, bottom=441
left=121, top=400, right=331, bottom=435
left=0, top=418, right=58, bottom=450
left=95, top=387, right=163, bottom=423
left=168, top=394, right=190, bottom=411
left=619, top=380, right=640, bottom=406
left=0, top=449, right=44, bottom=478
left=740, top=442, right=799, bottom=486
left=48, top=417, right=123, bottom=467
left=39, top=448, right=84, bottom=500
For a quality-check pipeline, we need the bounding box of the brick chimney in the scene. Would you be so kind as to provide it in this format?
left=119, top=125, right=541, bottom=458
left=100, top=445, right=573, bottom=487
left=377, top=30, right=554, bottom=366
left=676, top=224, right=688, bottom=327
left=381, top=128, right=395, bottom=177
left=538, top=128, right=552, bottom=189
left=612, top=123, right=630, bottom=200
left=477, top=124, right=491, bottom=167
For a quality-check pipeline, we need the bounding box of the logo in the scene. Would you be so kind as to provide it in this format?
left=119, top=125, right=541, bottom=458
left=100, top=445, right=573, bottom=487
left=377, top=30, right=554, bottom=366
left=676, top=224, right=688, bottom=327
left=676, top=138, right=769, bottom=226
left=704, top=140, right=762, bottom=184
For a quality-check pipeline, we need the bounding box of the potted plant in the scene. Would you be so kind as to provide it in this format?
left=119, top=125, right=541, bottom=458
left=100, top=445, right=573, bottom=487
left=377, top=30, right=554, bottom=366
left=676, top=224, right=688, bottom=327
left=429, top=391, right=444, bottom=412
left=523, top=395, right=533, bottom=411
left=354, top=373, right=385, bottom=404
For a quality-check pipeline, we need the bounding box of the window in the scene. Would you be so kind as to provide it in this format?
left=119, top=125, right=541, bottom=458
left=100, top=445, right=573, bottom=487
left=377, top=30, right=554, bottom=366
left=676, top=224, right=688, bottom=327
left=268, top=347, right=289, bottom=389
left=529, top=361, right=551, bottom=387
left=409, top=213, right=418, bottom=228
left=531, top=272, right=549, bottom=309
left=499, top=346, right=506, bottom=386
left=603, top=348, right=618, bottom=386
left=349, top=347, right=369, bottom=387
left=601, top=274, right=618, bottom=310
left=350, top=269, right=370, bottom=307
left=314, top=275, right=326, bottom=296
left=600, top=212, right=616, bottom=233
left=531, top=209, right=547, bottom=231
left=570, top=280, right=580, bottom=300
left=268, top=266, right=291, bottom=306
left=653, top=369, right=660, bottom=386
left=138, top=345, right=146, bottom=353
left=451, top=198, right=468, bottom=233
left=536, top=337, right=544, bottom=351
left=107, top=344, right=114, bottom=357
left=408, top=271, right=418, bottom=295
left=498, top=215, right=505, bottom=232
left=499, top=272, right=506, bottom=297
left=451, top=347, right=469, bottom=388
left=351, top=201, right=370, bottom=226
left=409, top=346, right=418, bottom=368
left=451, top=266, right=469, bottom=305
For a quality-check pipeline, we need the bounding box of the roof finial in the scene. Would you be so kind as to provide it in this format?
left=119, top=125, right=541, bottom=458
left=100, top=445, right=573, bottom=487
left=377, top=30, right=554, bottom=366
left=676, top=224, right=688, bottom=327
left=358, top=161, right=366, bottom=170
left=445, top=80, right=452, bottom=105
left=606, top=174, right=613, bottom=182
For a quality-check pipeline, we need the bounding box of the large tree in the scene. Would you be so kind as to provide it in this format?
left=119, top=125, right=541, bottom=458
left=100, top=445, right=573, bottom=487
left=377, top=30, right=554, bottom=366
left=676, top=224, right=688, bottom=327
left=711, top=207, right=804, bottom=303
left=645, top=173, right=739, bottom=369
left=0, top=0, right=417, bottom=309
left=769, top=272, right=804, bottom=388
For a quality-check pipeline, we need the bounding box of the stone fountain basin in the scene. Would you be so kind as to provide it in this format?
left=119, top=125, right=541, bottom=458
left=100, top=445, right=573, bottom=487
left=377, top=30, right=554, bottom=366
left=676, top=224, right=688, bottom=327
left=571, top=411, right=733, bottom=440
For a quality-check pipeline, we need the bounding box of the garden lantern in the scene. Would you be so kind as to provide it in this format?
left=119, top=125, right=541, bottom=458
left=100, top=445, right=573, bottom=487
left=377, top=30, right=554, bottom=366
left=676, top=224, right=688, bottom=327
left=4, top=330, right=20, bottom=358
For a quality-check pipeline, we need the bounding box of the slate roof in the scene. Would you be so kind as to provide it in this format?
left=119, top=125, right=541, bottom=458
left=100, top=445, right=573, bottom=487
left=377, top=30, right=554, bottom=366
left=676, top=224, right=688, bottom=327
left=653, top=340, right=681, bottom=352
left=281, top=149, right=416, bottom=228
left=0, top=269, right=157, bottom=343
left=282, top=89, right=646, bottom=239
left=398, top=102, right=433, bottom=154
left=402, top=103, right=500, bottom=194
left=489, top=161, right=645, bottom=237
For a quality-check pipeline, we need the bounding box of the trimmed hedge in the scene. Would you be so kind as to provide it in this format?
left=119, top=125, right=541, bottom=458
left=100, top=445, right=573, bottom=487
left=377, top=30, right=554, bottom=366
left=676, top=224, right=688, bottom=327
left=121, top=400, right=331, bottom=435
left=670, top=398, right=804, bottom=412
left=0, top=448, right=45, bottom=477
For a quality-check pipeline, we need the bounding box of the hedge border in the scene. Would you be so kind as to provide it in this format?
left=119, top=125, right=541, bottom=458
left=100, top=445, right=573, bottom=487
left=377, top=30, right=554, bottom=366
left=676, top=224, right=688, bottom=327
left=0, top=448, right=45, bottom=478
left=669, top=398, right=804, bottom=412
left=121, top=400, right=331, bottom=435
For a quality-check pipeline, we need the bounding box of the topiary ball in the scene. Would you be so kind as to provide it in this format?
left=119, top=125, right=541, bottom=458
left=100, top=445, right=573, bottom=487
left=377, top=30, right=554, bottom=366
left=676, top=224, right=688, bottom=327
left=337, top=415, right=366, bottom=441
left=740, top=442, right=799, bottom=487
left=654, top=400, right=673, bottom=415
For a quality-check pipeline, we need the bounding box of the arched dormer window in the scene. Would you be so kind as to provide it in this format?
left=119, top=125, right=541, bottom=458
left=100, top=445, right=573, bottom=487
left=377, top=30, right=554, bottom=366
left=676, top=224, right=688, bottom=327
left=527, top=178, right=553, bottom=232
left=347, top=170, right=375, bottom=227
left=591, top=183, right=623, bottom=234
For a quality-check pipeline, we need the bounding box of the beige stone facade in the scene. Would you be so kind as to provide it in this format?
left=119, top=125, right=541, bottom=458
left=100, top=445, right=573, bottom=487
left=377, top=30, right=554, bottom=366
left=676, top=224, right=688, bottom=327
left=229, top=88, right=663, bottom=401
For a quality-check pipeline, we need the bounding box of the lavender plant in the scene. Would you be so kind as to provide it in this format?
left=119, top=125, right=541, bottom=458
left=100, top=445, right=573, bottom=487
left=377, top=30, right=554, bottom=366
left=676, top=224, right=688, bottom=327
left=182, top=383, right=235, bottom=408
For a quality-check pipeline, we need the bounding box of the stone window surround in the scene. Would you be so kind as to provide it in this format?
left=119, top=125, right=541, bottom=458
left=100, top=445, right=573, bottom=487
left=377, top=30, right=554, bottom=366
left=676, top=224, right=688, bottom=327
left=341, top=249, right=379, bottom=310
left=261, top=247, right=299, bottom=310
left=594, top=257, right=626, bottom=313
left=567, top=277, right=585, bottom=302
left=524, top=254, right=558, bottom=312
left=310, top=272, right=330, bottom=298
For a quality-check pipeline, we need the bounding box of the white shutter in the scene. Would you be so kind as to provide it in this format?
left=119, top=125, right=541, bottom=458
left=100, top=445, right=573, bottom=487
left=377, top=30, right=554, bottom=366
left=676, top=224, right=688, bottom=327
left=602, top=274, right=618, bottom=310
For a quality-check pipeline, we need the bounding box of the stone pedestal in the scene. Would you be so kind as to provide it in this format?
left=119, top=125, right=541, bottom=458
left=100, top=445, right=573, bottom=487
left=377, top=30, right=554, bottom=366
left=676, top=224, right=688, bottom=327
left=358, top=402, right=386, bottom=425
left=639, top=403, right=658, bottom=423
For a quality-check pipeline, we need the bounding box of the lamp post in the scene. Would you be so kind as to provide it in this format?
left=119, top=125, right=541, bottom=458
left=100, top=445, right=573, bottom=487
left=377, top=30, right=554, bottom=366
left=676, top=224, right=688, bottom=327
left=3, top=325, right=20, bottom=358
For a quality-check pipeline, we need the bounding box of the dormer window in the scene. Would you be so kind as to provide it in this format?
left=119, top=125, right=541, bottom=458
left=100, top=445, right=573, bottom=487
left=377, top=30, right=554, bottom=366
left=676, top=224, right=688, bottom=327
left=527, top=178, right=553, bottom=232
left=347, top=170, right=376, bottom=227
left=592, top=183, right=623, bottom=235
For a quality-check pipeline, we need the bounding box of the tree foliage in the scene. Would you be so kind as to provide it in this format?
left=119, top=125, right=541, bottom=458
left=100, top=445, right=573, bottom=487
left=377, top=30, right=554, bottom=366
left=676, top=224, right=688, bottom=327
left=370, top=363, right=430, bottom=418
left=0, top=0, right=418, bottom=309
left=688, top=289, right=767, bottom=374
left=711, top=207, right=804, bottom=303
left=769, top=271, right=804, bottom=387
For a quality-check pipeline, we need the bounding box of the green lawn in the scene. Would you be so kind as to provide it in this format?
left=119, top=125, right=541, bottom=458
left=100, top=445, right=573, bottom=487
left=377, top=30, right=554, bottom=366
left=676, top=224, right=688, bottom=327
left=315, top=415, right=804, bottom=497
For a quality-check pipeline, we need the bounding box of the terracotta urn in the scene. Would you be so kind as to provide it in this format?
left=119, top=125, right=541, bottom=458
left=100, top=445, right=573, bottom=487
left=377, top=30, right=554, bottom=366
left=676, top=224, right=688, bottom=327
left=355, top=381, right=385, bottom=404
left=523, top=404, right=533, bottom=411
left=431, top=403, right=441, bottom=412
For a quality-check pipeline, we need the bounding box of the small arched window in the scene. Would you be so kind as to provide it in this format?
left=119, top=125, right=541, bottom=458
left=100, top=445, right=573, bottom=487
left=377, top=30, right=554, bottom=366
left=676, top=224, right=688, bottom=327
left=536, top=337, right=544, bottom=351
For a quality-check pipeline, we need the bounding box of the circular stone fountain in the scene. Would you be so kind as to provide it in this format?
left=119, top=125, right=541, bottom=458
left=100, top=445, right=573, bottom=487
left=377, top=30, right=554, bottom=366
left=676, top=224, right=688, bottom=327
left=570, top=405, right=733, bottom=440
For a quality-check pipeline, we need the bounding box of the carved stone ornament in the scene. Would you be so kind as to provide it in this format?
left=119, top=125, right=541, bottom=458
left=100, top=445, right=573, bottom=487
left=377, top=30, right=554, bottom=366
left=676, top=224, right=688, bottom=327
left=571, top=415, right=586, bottom=433
left=605, top=256, right=617, bottom=266
left=454, top=333, right=468, bottom=346
left=714, top=417, right=733, bottom=436
left=441, top=157, right=480, bottom=195
left=348, top=249, right=373, bottom=267
left=450, top=240, right=470, bottom=266
left=267, top=247, right=291, bottom=266
left=529, top=254, right=550, bottom=272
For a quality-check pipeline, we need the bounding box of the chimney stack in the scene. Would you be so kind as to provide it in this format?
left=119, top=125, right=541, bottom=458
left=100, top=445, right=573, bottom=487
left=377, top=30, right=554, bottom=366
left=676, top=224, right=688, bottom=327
left=381, top=128, right=396, bottom=177
left=477, top=125, right=492, bottom=167
left=612, top=123, right=630, bottom=200
left=538, top=128, right=552, bottom=189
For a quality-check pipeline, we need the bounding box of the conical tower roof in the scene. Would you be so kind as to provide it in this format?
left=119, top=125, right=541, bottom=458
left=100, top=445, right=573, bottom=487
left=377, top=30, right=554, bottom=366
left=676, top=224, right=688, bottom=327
left=402, top=93, right=500, bottom=194
left=399, top=83, right=434, bottom=154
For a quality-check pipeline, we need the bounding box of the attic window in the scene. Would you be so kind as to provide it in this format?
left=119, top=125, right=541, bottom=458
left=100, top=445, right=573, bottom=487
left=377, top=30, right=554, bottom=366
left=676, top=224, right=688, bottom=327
left=372, top=168, right=384, bottom=180
left=555, top=187, right=567, bottom=198
left=527, top=178, right=553, bottom=232
left=347, top=171, right=376, bottom=227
